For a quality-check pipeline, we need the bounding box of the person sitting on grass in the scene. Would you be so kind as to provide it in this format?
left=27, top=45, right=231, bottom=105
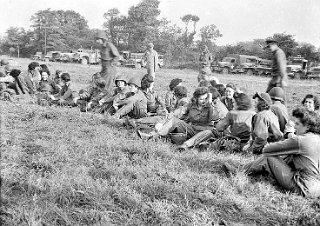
left=215, top=83, right=226, bottom=98
left=137, top=87, right=215, bottom=144
left=268, top=87, right=289, bottom=133
left=19, top=62, right=42, bottom=95
left=51, top=73, right=77, bottom=107
left=165, top=78, right=182, bottom=113
left=112, top=77, right=147, bottom=119
left=244, top=107, right=320, bottom=198
left=243, top=92, right=283, bottom=154
left=221, top=83, right=236, bottom=111
left=0, top=65, right=16, bottom=101
left=302, top=94, right=320, bottom=115
left=141, top=75, right=168, bottom=116
left=75, top=73, right=109, bottom=112
left=36, top=71, right=60, bottom=106
left=98, top=74, right=131, bottom=114
left=53, top=70, right=63, bottom=88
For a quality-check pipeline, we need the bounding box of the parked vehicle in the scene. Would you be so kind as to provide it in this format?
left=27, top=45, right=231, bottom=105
left=287, top=56, right=308, bottom=79
left=254, top=58, right=272, bottom=76
left=306, top=66, right=320, bottom=79
left=119, top=51, right=146, bottom=68
left=32, top=52, right=43, bottom=60
left=212, top=54, right=259, bottom=75
left=73, top=49, right=100, bottom=65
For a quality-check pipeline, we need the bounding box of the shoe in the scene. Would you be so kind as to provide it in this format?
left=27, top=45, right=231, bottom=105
left=136, top=130, right=153, bottom=140
left=176, top=144, right=188, bottom=152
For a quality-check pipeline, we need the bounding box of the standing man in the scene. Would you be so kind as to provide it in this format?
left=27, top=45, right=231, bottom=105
left=264, top=39, right=288, bottom=93
left=144, top=43, right=158, bottom=79
left=95, top=31, right=120, bottom=92
left=199, top=45, right=213, bottom=75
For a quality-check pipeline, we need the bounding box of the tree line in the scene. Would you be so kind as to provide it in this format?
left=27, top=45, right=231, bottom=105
left=1, top=0, right=319, bottom=66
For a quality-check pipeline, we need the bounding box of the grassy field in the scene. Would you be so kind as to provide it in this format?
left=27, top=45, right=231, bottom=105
left=1, top=58, right=320, bottom=226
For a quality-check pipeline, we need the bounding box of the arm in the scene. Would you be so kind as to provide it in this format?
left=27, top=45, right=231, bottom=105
left=61, top=86, right=73, bottom=100
left=262, top=136, right=300, bottom=157
left=109, top=43, right=120, bottom=62
left=251, top=115, right=269, bottom=152
left=277, top=50, right=288, bottom=83
left=216, top=113, right=231, bottom=132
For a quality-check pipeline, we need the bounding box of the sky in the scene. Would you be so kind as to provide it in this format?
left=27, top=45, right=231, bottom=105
left=1, top=0, right=320, bottom=47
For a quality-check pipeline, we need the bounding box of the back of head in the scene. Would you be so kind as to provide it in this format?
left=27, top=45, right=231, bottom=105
left=253, top=92, right=272, bottom=111
left=169, top=78, right=182, bottom=91
left=174, top=86, right=188, bottom=98
left=208, top=86, right=221, bottom=100
left=128, top=77, right=141, bottom=88
left=9, top=69, right=21, bottom=78
left=234, top=93, right=252, bottom=110
left=28, top=62, right=40, bottom=71
left=215, top=84, right=226, bottom=97
left=226, top=82, right=236, bottom=91
left=1, top=58, right=9, bottom=66
left=199, top=80, right=211, bottom=88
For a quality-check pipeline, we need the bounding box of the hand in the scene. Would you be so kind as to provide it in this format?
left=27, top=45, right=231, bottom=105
left=281, top=80, right=287, bottom=87
left=99, top=99, right=104, bottom=106
left=87, top=102, right=92, bottom=109
left=58, top=99, right=64, bottom=105
left=73, top=97, right=80, bottom=103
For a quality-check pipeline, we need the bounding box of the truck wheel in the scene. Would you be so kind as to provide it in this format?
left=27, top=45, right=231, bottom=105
left=135, top=63, right=142, bottom=69
left=222, top=67, right=229, bottom=74
left=246, top=69, right=253, bottom=76
left=81, top=58, right=88, bottom=65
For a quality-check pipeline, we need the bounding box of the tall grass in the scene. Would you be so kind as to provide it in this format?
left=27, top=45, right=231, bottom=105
left=1, top=58, right=319, bottom=225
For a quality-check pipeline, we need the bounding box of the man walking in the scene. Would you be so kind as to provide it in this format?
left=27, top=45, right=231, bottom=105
left=144, top=43, right=158, bottom=79
left=264, top=39, right=288, bottom=93
left=95, top=31, right=120, bottom=92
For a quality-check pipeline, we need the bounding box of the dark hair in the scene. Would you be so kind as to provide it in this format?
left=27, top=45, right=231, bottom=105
left=292, top=107, right=320, bottom=134
left=173, top=86, right=187, bottom=98
left=192, top=87, right=209, bottom=104
left=9, top=69, right=21, bottom=78
left=208, top=86, right=221, bottom=100
left=302, top=94, right=320, bottom=110
left=141, top=74, right=154, bottom=83
left=141, top=79, right=152, bottom=90
left=40, top=64, right=50, bottom=75
left=210, top=80, right=218, bottom=87
left=28, top=62, right=40, bottom=71
left=234, top=93, right=252, bottom=110
left=169, top=78, right=182, bottom=91
left=199, top=80, right=211, bottom=88
left=215, top=84, right=226, bottom=97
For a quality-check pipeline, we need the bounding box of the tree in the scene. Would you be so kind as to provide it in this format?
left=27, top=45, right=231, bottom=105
left=199, top=24, right=222, bottom=50
left=294, top=42, right=319, bottom=62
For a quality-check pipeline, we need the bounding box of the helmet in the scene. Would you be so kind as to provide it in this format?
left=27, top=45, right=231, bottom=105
left=1, top=59, right=9, bottom=66
left=115, top=74, right=128, bottom=84
left=268, top=87, right=285, bottom=102
left=128, top=77, right=141, bottom=88
left=4, top=65, right=13, bottom=73
left=95, top=31, right=107, bottom=40
left=61, top=73, right=71, bottom=82
left=253, top=92, right=272, bottom=106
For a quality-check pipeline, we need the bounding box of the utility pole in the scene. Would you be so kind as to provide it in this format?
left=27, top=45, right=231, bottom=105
left=42, top=26, right=58, bottom=56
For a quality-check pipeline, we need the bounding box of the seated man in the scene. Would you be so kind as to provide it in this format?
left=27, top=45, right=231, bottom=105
left=141, top=75, right=167, bottom=115
left=244, top=107, right=320, bottom=198
left=112, top=77, right=147, bottom=119
left=99, top=74, right=131, bottom=114
left=165, top=78, right=182, bottom=113
left=36, top=71, right=60, bottom=106
left=51, top=73, right=77, bottom=107
left=75, top=73, right=109, bottom=112
left=244, top=92, right=283, bottom=154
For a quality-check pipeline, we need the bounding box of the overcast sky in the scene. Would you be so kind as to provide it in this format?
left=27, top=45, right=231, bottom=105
left=1, top=0, right=320, bottom=47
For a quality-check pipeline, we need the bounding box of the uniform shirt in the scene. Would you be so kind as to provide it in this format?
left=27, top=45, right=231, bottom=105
left=144, top=49, right=158, bottom=72
left=263, top=133, right=320, bottom=198
left=270, top=101, right=289, bottom=133
left=271, top=48, right=288, bottom=83
left=100, top=41, right=120, bottom=61
left=221, top=96, right=235, bottom=111
left=117, top=89, right=147, bottom=109
left=79, top=85, right=108, bottom=103
left=165, top=90, right=177, bottom=112
left=59, top=83, right=76, bottom=101
left=212, top=98, right=229, bottom=121
left=181, top=102, right=214, bottom=127
left=143, top=89, right=165, bottom=113
left=252, top=109, right=283, bottom=152
left=216, top=110, right=256, bottom=143
left=38, top=79, right=59, bottom=94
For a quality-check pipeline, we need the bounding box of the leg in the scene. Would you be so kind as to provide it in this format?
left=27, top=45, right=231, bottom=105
left=182, top=130, right=214, bottom=148
left=157, top=118, right=195, bottom=136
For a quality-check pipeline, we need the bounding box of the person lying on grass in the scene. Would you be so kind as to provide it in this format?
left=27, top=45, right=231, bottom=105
left=243, top=92, right=283, bottom=154
left=244, top=107, right=320, bottom=198
left=141, top=74, right=168, bottom=116
left=137, top=87, right=215, bottom=143
left=51, top=73, right=78, bottom=107
left=112, top=76, right=147, bottom=119
left=74, top=73, right=109, bottom=112
left=36, top=71, right=61, bottom=106
left=165, top=78, right=182, bottom=113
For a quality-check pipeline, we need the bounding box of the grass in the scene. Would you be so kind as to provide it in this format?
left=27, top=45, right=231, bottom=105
left=1, top=58, right=320, bottom=225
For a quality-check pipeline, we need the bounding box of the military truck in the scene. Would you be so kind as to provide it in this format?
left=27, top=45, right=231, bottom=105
left=307, top=66, right=320, bottom=79
left=254, top=58, right=272, bottom=76
left=212, top=54, right=259, bottom=75
left=286, top=56, right=308, bottom=79
left=73, top=49, right=100, bottom=65
left=120, top=52, right=146, bottom=68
